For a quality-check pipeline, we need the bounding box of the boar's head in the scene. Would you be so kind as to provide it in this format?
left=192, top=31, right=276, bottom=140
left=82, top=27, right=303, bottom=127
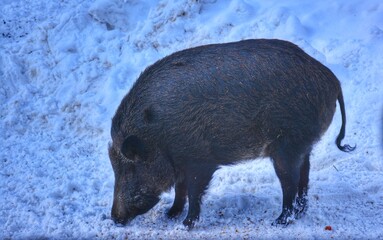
left=108, top=135, right=173, bottom=225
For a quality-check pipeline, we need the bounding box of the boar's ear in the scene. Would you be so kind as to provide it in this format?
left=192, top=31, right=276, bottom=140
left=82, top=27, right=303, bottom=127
left=121, top=135, right=147, bottom=161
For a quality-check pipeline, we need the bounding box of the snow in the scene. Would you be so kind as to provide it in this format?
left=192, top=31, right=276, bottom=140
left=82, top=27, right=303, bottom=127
left=1, top=0, right=382, bottom=239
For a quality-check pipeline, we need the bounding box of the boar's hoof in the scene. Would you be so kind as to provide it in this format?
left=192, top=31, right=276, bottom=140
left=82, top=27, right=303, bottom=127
left=272, top=208, right=293, bottom=227
left=183, top=216, right=198, bottom=230
left=166, top=206, right=184, bottom=219
left=294, top=197, right=308, bottom=219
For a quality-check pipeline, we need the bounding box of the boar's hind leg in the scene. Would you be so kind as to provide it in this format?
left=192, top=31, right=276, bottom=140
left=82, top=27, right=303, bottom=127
left=295, top=153, right=310, bottom=219
left=167, top=178, right=187, bottom=219
left=183, top=164, right=217, bottom=229
left=271, top=143, right=308, bottom=226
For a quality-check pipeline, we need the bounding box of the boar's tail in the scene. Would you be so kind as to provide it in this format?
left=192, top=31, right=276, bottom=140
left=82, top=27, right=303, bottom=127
left=335, top=90, right=356, bottom=152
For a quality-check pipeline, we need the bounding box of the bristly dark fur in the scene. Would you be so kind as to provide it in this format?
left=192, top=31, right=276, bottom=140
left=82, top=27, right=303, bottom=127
left=109, top=39, right=355, bottom=229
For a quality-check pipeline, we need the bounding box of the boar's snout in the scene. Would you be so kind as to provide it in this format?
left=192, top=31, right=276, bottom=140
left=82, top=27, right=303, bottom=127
left=111, top=215, right=129, bottom=226
left=111, top=194, right=160, bottom=226
left=111, top=199, right=132, bottom=226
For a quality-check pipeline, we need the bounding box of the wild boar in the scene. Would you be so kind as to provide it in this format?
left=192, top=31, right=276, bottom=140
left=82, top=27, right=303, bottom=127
left=108, top=39, right=355, bottom=229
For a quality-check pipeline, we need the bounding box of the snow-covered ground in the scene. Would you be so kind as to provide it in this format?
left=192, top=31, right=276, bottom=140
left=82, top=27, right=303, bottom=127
left=1, top=0, right=382, bottom=239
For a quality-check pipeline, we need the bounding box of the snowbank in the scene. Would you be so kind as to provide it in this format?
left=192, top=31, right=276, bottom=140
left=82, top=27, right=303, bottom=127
left=1, top=0, right=382, bottom=239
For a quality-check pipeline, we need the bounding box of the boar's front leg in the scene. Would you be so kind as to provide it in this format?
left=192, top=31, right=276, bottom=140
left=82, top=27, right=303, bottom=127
left=182, top=164, right=217, bottom=229
left=167, top=178, right=187, bottom=219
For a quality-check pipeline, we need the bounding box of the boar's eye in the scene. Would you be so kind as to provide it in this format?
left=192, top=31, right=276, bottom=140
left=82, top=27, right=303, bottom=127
left=121, top=135, right=147, bottom=161
left=108, top=144, right=121, bottom=167
left=109, top=144, right=136, bottom=175
left=108, top=142, right=125, bottom=165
